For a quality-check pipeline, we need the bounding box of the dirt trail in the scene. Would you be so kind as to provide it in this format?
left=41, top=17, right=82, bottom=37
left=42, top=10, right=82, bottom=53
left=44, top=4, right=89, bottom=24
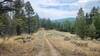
left=45, top=38, right=61, bottom=56
left=35, top=30, right=61, bottom=56
left=35, top=37, right=47, bottom=56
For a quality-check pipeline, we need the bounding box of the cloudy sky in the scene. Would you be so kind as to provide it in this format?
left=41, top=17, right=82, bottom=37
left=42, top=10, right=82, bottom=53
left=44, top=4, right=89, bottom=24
left=26, top=0, right=100, bottom=19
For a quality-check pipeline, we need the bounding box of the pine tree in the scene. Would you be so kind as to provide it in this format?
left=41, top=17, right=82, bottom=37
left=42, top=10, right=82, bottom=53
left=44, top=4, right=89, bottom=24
left=85, top=12, right=96, bottom=39
left=25, top=1, right=39, bottom=33
left=14, top=0, right=25, bottom=35
left=0, top=14, right=7, bottom=36
left=90, top=7, right=100, bottom=39
left=75, top=8, right=87, bottom=39
left=87, top=23, right=96, bottom=39
left=63, top=20, right=71, bottom=32
left=31, top=14, right=40, bottom=32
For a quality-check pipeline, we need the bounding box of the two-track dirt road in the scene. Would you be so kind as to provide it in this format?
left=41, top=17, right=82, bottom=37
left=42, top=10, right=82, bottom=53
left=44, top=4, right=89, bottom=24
left=34, top=30, right=61, bottom=56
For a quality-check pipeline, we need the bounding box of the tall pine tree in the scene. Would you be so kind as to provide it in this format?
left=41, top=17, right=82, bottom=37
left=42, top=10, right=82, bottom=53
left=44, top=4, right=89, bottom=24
left=75, top=8, right=87, bottom=39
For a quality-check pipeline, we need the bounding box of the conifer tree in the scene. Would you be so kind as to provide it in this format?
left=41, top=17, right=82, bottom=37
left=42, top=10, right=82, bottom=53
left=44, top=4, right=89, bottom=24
left=75, top=8, right=87, bottom=39
left=90, top=7, right=100, bottom=38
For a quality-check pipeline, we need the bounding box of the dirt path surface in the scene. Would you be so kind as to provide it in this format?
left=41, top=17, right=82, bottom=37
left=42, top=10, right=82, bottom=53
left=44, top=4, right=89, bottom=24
left=45, top=38, right=61, bottom=56
left=35, top=37, right=61, bottom=56
left=35, top=30, right=61, bottom=56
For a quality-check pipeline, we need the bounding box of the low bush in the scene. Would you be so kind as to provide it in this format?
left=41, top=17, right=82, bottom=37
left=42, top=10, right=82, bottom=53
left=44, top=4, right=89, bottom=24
left=64, top=37, right=70, bottom=41
left=71, top=41, right=88, bottom=47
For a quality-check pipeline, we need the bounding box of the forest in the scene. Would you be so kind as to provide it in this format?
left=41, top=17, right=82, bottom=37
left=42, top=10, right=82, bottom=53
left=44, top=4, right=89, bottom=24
left=0, top=0, right=100, bottom=40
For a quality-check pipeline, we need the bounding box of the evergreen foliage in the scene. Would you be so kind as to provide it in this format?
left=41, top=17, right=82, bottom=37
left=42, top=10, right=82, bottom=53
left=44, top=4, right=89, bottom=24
left=0, top=0, right=100, bottom=40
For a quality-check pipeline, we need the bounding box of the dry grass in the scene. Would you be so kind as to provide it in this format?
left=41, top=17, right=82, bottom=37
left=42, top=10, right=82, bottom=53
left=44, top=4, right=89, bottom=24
left=0, top=34, right=40, bottom=56
left=0, top=30, right=100, bottom=56
left=46, top=30, right=100, bottom=56
left=49, top=38, right=95, bottom=56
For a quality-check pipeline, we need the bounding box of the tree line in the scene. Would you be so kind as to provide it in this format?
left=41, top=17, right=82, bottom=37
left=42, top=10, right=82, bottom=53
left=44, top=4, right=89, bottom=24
left=0, top=0, right=100, bottom=40
left=75, top=7, right=100, bottom=40
left=39, top=7, right=100, bottom=40
left=0, top=0, right=40, bottom=36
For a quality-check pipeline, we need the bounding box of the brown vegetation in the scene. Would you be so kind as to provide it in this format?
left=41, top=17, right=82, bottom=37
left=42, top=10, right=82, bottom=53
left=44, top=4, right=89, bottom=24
left=0, top=30, right=100, bottom=56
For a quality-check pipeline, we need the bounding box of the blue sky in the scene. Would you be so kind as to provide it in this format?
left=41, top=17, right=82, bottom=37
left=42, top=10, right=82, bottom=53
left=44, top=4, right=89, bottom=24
left=26, top=0, right=100, bottom=20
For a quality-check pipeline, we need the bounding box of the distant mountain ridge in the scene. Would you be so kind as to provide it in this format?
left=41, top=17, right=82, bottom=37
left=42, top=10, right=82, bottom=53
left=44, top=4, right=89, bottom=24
left=53, top=17, right=76, bottom=23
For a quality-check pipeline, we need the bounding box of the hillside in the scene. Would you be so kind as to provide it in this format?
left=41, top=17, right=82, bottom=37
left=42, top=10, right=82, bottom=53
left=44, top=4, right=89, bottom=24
left=53, top=17, right=76, bottom=23
left=0, top=29, right=100, bottom=56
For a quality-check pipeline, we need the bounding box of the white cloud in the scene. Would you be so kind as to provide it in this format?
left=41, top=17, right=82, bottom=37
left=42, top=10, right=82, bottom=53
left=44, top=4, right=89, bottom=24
left=37, top=9, right=77, bottom=20
left=26, top=0, right=100, bottom=19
